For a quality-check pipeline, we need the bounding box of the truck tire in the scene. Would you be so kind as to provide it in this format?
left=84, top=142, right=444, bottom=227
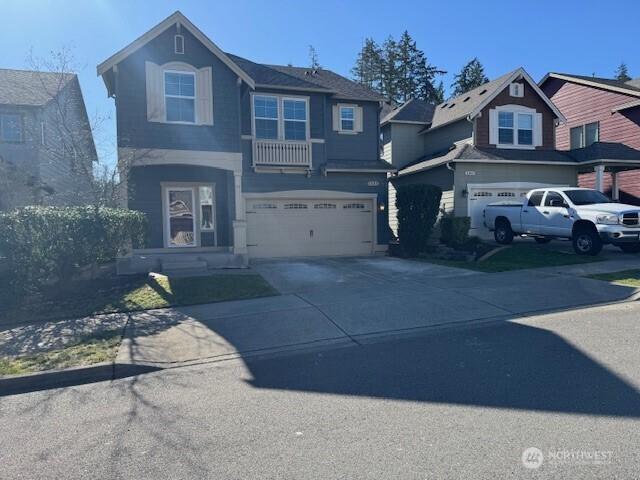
left=494, top=219, right=514, bottom=245
left=534, top=237, right=552, bottom=244
left=572, top=226, right=602, bottom=256
left=619, top=243, right=640, bottom=254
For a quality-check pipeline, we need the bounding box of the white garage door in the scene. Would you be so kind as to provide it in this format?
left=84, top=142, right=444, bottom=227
left=246, top=197, right=375, bottom=258
left=468, top=187, right=529, bottom=229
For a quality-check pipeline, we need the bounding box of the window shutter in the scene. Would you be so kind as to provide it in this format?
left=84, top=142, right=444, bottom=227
left=355, top=106, right=364, bottom=132
left=534, top=113, right=543, bottom=147
left=145, top=61, right=165, bottom=122
left=332, top=105, right=340, bottom=131
left=489, top=109, right=498, bottom=145
left=196, top=67, right=214, bottom=126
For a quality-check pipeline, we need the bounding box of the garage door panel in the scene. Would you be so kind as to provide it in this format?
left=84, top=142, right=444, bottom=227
left=246, top=197, right=374, bottom=258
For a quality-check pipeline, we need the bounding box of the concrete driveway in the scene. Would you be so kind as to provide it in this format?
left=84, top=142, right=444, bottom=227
left=117, top=256, right=637, bottom=369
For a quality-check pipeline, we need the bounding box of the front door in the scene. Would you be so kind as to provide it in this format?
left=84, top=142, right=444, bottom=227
left=165, top=187, right=196, bottom=247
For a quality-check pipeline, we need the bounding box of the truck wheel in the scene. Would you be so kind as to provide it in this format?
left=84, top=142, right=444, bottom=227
left=534, top=237, right=552, bottom=244
left=572, top=228, right=602, bottom=256
left=619, top=243, right=640, bottom=254
left=494, top=220, right=514, bottom=245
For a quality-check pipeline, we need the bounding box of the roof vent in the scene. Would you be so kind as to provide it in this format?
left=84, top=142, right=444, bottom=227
left=478, top=89, right=487, bottom=96
left=448, top=103, right=455, bottom=108
left=463, top=96, right=470, bottom=102
left=441, top=103, right=448, bottom=109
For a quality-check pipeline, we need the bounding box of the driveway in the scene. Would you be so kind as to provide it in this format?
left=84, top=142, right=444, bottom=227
left=116, top=256, right=637, bottom=369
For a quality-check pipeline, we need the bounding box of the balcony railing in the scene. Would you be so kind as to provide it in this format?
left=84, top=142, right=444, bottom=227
left=253, top=140, right=312, bottom=167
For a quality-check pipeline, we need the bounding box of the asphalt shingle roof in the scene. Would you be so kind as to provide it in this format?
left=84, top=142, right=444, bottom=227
left=380, top=98, right=435, bottom=125
left=549, top=73, right=640, bottom=96
left=0, top=68, right=75, bottom=106
left=227, top=54, right=383, bottom=102
left=568, top=142, right=640, bottom=162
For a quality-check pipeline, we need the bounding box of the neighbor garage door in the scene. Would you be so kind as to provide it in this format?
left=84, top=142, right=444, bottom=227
left=246, top=196, right=375, bottom=258
left=468, top=187, right=529, bottom=229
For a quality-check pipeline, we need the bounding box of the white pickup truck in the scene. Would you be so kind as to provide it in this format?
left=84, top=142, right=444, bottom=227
left=483, top=187, right=640, bottom=255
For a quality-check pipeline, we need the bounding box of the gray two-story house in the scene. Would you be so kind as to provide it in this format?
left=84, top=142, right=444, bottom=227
left=98, top=11, right=392, bottom=272
left=0, top=68, right=96, bottom=210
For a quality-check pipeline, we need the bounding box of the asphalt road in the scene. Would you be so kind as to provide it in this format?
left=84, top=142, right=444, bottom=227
left=2, top=301, right=640, bottom=479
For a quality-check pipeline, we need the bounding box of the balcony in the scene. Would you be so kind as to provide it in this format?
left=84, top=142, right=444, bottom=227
left=252, top=140, right=312, bottom=168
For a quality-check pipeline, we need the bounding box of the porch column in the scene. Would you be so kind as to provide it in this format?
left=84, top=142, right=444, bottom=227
left=232, top=172, right=247, bottom=255
left=611, top=170, right=620, bottom=200
left=594, top=165, right=605, bottom=193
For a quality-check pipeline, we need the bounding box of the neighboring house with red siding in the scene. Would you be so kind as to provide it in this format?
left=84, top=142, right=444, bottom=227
left=541, top=73, right=640, bottom=204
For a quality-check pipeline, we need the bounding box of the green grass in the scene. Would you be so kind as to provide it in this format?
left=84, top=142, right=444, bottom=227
left=0, top=331, right=122, bottom=376
left=2, top=273, right=279, bottom=325
left=588, top=269, right=640, bottom=287
left=417, top=244, right=603, bottom=273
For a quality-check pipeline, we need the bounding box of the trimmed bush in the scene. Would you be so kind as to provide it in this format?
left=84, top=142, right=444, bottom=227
left=0, top=206, right=147, bottom=293
left=396, top=184, right=442, bottom=257
left=440, top=216, right=471, bottom=247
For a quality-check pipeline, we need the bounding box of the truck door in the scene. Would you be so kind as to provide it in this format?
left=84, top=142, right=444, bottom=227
left=521, top=191, right=546, bottom=234
left=541, top=191, right=573, bottom=237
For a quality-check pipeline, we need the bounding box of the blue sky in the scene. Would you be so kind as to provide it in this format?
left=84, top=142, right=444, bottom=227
left=2, top=0, right=639, bottom=166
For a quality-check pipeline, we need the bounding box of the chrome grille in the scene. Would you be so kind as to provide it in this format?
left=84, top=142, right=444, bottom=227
left=622, top=212, right=640, bottom=226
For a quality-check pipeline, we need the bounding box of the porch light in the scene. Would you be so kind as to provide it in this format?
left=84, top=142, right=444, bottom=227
left=378, top=202, right=386, bottom=212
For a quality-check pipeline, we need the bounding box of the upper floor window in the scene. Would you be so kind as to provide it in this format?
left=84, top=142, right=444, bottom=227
left=570, top=122, right=599, bottom=149
left=0, top=113, right=23, bottom=142
left=165, top=71, right=195, bottom=123
left=253, top=95, right=309, bottom=141
left=492, top=106, right=538, bottom=148
left=340, top=106, right=355, bottom=131
left=283, top=99, right=307, bottom=140
left=254, top=95, right=278, bottom=139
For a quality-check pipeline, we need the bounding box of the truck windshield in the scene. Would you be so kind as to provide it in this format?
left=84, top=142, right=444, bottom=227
left=564, top=190, right=611, bottom=205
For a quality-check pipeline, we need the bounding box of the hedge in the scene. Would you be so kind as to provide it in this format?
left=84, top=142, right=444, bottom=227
left=440, top=216, right=471, bottom=247
left=0, top=206, right=147, bottom=292
left=396, top=184, right=442, bottom=257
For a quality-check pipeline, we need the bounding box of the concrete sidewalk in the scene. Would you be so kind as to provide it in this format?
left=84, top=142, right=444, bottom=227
left=115, top=256, right=639, bottom=370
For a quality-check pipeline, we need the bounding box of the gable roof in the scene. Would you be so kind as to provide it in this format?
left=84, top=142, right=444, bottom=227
left=227, top=54, right=383, bottom=101
left=540, top=73, right=640, bottom=98
left=97, top=11, right=381, bottom=103
left=0, top=68, right=76, bottom=107
left=424, top=68, right=566, bottom=133
left=380, top=98, right=435, bottom=126
left=97, top=11, right=255, bottom=88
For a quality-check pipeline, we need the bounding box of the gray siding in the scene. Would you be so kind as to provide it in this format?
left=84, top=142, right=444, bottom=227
left=128, top=164, right=235, bottom=248
left=326, top=100, right=380, bottom=161
left=116, top=25, right=242, bottom=153
left=388, top=123, right=426, bottom=169
left=452, top=162, right=578, bottom=217
left=422, top=119, right=473, bottom=156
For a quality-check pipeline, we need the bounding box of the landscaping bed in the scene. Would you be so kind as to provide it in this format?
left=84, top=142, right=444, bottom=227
left=588, top=270, right=640, bottom=287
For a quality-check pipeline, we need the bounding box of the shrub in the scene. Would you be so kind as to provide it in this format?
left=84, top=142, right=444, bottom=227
left=0, top=206, right=147, bottom=293
left=440, top=216, right=471, bottom=247
left=396, top=184, right=442, bottom=257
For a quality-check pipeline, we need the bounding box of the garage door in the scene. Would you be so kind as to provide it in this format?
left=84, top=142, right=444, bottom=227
left=246, top=197, right=375, bottom=258
left=468, top=188, right=528, bottom=229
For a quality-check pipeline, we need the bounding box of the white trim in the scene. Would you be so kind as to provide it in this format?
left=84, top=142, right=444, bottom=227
left=309, top=138, right=325, bottom=144
left=492, top=105, right=537, bottom=149
left=470, top=68, right=567, bottom=123
left=97, top=11, right=255, bottom=88
left=119, top=147, right=242, bottom=174
left=467, top=182, right=567, bottom=190
left=457, top=158, right=577, bottom=166
left=339, top=104, right=356, bottom=132
left=251, top=92, right=311, bottom=141
left=163, top=69, right=196, bottom=124
left=174, top=34, right=184, bottom=54
left=541, top=73, right=640, bottom=99
left=612, top=99, right=640, bottom=112
left=324, top=168, right=395, bottom=174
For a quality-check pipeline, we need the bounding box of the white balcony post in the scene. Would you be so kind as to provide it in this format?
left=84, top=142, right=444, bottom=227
left=252, top=140, right=312, bottom=167
left=611, top=171, right=620, bottom=200
left=232, top=172, right=247, bottom=255
left=594, top=165, right=605, bottom=193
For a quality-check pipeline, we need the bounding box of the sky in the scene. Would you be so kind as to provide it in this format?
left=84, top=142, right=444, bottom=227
left=2, top=0, right=639, bottom=166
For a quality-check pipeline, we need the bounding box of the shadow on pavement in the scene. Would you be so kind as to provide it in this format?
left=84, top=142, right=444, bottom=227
left=246, top=320, right=640, bottom=418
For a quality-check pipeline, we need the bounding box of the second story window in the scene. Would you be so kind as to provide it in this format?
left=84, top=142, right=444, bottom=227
left=283, top=99, right=307, bottom=140
left=165, top=71, right=195, bottom=123
left=340, top=106, right=355, bottom=131
left=517, top=113, right=533, bottom=145
left=0, top=113, right=23, bottom=142
left=494, top=108, right=536, bottom=148
left=254, top=95, right=278, bottom=139
left=498, top=111, right=514, bottom=144
left=570, top=122, right=599, bottom=149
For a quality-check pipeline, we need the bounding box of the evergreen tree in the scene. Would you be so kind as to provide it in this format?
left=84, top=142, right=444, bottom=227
left=615, top=62, right=632, bottom=82
left=380, top=36, right=400, bottom=102
left=451, top=58, right=489, bottom=97
left=432, top=81, right=445, bottom=104
left=351, top=38, right=382, bottom=91
left=308, top=45, right=320, bottom=69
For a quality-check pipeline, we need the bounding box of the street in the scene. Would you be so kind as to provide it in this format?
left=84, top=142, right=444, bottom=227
left=2, top=301, right=640, bottom=479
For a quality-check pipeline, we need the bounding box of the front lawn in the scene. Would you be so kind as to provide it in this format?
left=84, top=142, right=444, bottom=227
left=418, top=244, right=603, bottom=272
left=1, top=273, right=279, bottom=325
left=588, top=270, right=640, bottom=287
